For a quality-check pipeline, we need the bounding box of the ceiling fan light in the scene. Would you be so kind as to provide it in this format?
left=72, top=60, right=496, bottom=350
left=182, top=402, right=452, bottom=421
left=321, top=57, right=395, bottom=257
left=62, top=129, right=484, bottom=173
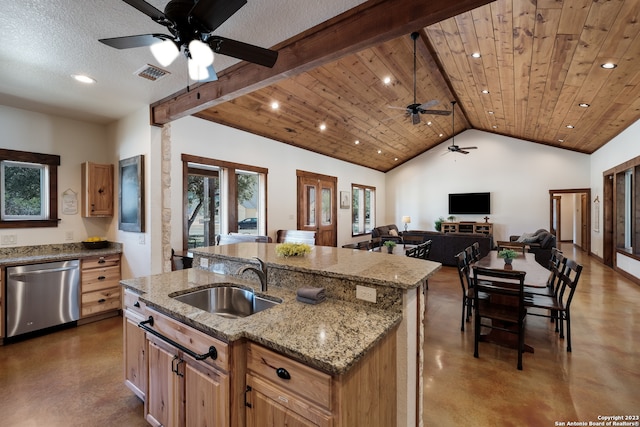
left=150, top=39, right=179, bottom=67
left=189, top=40, right=214, bottom=66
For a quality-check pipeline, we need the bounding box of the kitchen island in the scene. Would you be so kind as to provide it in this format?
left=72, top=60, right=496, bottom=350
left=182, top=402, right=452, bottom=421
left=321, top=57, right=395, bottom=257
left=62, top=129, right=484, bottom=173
left=121, top=243, right=440, bottom=426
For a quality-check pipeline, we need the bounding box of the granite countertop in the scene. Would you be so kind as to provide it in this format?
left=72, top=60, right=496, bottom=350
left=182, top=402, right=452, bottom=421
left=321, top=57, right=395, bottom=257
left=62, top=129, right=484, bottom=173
left=0, top=242, right=123, bottom=267
left=192, top=243, right=440, bottom=290
left=121, top=268, right=402, bottom=376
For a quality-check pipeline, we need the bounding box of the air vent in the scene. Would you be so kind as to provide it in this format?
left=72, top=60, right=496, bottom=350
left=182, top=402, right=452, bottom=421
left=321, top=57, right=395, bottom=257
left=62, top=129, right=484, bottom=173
left=134, top=64, right=170, bottom=81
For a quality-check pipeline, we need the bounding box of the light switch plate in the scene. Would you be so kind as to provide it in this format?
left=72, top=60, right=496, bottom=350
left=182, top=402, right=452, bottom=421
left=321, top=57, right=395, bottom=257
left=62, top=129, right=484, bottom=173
left=356, top=285, right=376, bottom=303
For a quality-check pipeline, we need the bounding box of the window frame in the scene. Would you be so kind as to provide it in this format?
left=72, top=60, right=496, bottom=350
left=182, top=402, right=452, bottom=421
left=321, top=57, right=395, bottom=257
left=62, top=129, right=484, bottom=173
left=181, top=154, right=268, bottom=250
left=0, top=148, right=59, bottom=228
left=351, top=183, right=376, bottom=237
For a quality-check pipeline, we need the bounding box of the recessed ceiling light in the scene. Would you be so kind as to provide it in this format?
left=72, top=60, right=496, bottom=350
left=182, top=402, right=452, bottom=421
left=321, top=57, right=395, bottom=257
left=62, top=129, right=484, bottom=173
left=566, top=125, right=574, bottom=129
left=488, top=111, right=494, bottom=115
left=439, top=133, right=443, bottom=137
left=394, top=157, right=398, bottom=161
left=601, top=62, right=617, bottom=69
left=471, top=52, right=481, bottom=58
left=354, top=140, right=360, bottom=145
left=377, top=150, right=382, bottom=154
left=319, top=123, right=326, bottom=131
left=427, top=121, right=432, bottom=126
left=578, top=103, right=590, bottom=108
left=271, top=101, right=279, bottom=110
left=558, top=139, right=564, bottom=142
left=383, top=76, right=392, bottom=85
left=72, top=74, right=96, bottom=84
left=492, top=125, right=498, bottom=129
left=481, top=89, right=489, bottom=94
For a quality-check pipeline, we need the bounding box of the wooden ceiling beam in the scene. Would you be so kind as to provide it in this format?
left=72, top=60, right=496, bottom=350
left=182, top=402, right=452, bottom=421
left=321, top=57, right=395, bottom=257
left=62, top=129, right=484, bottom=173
left=150, top=0, right=494, bottom=126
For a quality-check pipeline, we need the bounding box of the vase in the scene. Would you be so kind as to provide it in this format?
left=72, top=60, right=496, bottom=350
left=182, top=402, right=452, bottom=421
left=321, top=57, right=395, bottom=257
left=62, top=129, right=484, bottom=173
left=387, top=246, right=394, bottom=254
left=504, top=258, right=513, bottom=265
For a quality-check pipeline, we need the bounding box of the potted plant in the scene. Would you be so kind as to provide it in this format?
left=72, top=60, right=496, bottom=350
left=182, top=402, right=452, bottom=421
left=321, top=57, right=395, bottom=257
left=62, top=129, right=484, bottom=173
left=497, top=249, right=518, bottom=265
left=383, top=240, right=397, bottom=253
left=434, top=216, right=445, bottom=232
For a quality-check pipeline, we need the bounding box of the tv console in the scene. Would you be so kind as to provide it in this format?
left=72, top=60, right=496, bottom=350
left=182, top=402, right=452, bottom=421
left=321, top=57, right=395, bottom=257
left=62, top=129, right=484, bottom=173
left=441, top=222, right=493, bottom=235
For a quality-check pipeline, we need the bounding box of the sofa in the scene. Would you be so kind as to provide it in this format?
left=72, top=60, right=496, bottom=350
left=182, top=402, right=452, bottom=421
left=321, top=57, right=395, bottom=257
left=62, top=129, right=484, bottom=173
left=371, top=224, right=403, bottom=248
left=509, top=229, right=557, bottom=268
left=401, top=230, right=493, bottom=266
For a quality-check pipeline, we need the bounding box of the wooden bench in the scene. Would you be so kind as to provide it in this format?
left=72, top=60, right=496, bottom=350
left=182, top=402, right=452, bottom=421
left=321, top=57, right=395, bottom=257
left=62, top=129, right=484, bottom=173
left=276, top=230, right=316, bottom=245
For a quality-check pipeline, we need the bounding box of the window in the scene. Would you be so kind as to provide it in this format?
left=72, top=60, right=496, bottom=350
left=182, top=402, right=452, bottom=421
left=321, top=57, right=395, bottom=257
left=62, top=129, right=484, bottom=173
left=351, top=183, right=375, bottom=236
left=611, top=159, right=639, bottom=257
left=182, top=154, right=267, bottom=249
left=0, top=149, right=59, bottom=228
left=624, top=169, right=633, bottom=250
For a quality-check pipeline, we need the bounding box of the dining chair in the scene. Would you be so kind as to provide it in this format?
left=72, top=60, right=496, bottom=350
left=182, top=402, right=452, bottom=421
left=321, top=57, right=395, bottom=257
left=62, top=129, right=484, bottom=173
left=472, top=266, right=527, bottom=370
left=524, top=250, right=566, bottom=298
left=524, top=258, right=583, bottom=352
left=455, top=251, right=476, bottom=331
left=471, top=242, right=481, bottom=262
left=405, top=240, right=432, bottom=260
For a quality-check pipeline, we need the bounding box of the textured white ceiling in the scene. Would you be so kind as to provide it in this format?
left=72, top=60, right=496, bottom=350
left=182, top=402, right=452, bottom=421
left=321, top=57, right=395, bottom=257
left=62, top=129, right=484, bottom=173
left=0, top=0, right=366, bottom=124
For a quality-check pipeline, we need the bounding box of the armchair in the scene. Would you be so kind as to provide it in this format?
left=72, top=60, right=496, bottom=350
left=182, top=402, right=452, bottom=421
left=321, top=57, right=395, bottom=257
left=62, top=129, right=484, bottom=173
left=371, top=224, right=403, bottom=248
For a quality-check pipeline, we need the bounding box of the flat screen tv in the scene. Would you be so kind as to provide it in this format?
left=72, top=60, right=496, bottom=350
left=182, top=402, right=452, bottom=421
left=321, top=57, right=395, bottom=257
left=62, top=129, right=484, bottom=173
left=448, top=192, right=491, bottom=215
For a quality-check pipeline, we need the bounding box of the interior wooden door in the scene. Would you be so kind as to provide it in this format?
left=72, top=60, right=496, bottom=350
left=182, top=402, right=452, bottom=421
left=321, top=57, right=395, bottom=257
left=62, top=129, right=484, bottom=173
left=296, top=171, right=337, bottom=247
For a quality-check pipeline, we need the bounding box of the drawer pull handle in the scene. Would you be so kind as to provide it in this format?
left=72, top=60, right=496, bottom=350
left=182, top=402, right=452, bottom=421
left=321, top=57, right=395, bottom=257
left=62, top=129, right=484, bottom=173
left=98, top=258, right=106, bottom=264
left=276, top=368, right=291, bottom=380
left=134, top=301, right=140, bottom=308
left=98, top=298, right=106, bottom=303
left=98, top=275, right=106, bottom=280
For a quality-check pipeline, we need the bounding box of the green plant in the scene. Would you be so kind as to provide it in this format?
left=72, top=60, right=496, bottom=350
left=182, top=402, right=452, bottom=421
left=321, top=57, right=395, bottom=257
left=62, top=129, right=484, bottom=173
left=447, top=215, right=456, bottom=222
left=383, top=240, right=397, bottom=248
left=275, top=242, right=312, bottom=257
left=434, top=216, right=445, bottom=232
left=497, top=249, right=518, bottom=259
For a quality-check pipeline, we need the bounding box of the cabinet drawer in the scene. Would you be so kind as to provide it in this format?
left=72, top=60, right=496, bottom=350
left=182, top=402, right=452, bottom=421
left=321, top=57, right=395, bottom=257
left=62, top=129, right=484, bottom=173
left=82, top=254, right=120, bottom=270
left=81, top=287, right=121, bottom=317
left=123, top=289, right=146, bottom=316
left=82, top=266, right=120, bottom=290
left=247, top=342, right=332, bottom=410
left=144, top=308, right=229, bottom=372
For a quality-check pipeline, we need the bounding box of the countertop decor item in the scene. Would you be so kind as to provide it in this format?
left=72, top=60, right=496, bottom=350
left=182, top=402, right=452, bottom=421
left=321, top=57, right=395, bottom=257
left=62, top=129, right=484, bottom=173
left=82, top=237, right=109, bottom=249
left=275, top=242, right=312, bottom=257
left=383, top=240, right=397, bottom=253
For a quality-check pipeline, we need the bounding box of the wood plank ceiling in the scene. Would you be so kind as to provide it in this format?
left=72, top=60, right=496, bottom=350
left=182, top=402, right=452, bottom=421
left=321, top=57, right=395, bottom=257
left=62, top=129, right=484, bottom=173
left=163, top=0, right=640, bottom=172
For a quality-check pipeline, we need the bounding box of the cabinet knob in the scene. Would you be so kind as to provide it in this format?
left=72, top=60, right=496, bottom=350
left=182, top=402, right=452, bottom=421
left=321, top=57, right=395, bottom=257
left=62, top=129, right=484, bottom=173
left=98, top=298, right=106, bottom=303
left=98, top=257, right=106, bottom=264
left=98, top=275, right=106, bottom=280
left=134, top=301, right=140, bottom=308
left=276, top=367, right=291, bottom=380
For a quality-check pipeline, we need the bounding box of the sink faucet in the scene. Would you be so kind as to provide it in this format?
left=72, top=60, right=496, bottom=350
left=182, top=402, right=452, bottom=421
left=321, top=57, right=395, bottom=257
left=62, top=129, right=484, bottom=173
left=238, top=257, right=268, bottom=292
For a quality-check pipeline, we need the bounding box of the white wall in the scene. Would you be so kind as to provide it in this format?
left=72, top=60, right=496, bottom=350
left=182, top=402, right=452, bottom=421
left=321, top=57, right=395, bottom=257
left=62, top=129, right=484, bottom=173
left=385, top=130, right=591, bottom=242
left=590, top=119, right=640, bottom=277
left=0, top=105, right=113, bottom=246
left=168, top=116, right=386, bottom=252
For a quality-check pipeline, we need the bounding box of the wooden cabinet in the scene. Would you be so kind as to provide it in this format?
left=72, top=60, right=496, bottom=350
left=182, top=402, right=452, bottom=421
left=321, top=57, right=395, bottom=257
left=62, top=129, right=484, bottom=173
left=245, top=334, right=396, bottom=427
left=246, top=343, right=332, bottom=427
left=82, top=162, right=114, bottom=217
left=144, top=308, right=230, bottom=427
left=0, top=267, right=4, bottom=340
left=442, top=222, right=493, bottom=235
left=80, top=254, right=121, bottom=319
left=123, top=290, right=147, bottom=400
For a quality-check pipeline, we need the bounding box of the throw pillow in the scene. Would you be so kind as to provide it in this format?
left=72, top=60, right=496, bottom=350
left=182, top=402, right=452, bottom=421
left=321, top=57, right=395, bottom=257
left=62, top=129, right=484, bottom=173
left=389, top=229, right=398, bottom=236
left=517, top=232, right=534, bottom=243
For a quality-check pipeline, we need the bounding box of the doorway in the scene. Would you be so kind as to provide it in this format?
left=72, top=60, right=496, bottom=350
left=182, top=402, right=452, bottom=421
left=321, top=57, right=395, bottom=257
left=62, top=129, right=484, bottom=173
left=296, top=170, right=337, bottom=247
left=548, top=188, right=591, bottom=253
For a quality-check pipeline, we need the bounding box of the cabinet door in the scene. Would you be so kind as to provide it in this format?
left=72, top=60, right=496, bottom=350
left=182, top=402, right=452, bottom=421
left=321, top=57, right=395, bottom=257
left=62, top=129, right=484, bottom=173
left=123, top=312, right=146, bottom=400
left=146, top=339, right=182, bottom=427
left=82, top=162, right=113, bottom=217
left=184, top=356, right=229, bottom=427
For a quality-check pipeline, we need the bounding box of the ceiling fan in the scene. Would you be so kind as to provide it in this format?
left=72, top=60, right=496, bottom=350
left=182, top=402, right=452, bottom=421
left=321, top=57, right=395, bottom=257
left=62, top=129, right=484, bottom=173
left=99, top=0, right=278, bottom=82
left=446, top=100, right=477, bottom=154
left=389, top=32, right=451, bottom=125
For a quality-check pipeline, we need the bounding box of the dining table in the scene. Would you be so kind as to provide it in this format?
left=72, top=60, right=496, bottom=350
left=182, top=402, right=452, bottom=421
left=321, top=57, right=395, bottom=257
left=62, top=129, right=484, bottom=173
left=471, top=250, right=552, bottom=353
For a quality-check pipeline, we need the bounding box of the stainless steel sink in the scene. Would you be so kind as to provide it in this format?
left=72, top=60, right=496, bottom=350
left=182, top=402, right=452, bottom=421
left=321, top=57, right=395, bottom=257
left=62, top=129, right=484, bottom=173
left=173, top=286, right=281, bottom=319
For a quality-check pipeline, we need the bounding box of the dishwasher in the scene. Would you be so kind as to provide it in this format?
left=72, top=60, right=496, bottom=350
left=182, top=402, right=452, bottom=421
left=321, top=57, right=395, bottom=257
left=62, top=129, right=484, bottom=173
left=6, top=259, right=80, bottom=338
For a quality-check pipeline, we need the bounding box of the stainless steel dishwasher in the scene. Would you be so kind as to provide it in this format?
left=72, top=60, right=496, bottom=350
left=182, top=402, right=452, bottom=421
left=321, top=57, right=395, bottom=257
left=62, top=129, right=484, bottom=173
left=6, top=259, right=80, bottom=338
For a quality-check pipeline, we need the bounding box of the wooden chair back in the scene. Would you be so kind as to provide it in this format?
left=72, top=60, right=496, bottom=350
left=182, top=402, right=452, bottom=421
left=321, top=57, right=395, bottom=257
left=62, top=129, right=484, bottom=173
left=276, top=230, right=316, bottom=245
left=496, top=241, right=527, bottom=255
left=406, top=240, right=432, bottom=260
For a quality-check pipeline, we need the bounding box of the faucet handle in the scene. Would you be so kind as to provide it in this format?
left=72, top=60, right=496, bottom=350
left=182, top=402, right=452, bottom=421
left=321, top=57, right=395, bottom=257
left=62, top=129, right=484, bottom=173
left=253, top=257, right=266, bottom=272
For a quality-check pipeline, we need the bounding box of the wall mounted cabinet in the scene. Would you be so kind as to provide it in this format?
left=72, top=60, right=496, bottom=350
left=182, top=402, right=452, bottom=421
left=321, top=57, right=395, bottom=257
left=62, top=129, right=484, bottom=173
left=82, top=162, right=113, bottom=217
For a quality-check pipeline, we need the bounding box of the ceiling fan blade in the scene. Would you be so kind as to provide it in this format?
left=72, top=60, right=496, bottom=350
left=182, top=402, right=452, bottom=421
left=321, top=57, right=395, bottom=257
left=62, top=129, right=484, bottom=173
left=208, top=36, right=278, bottom=68
left=459, top=146, right=478, bottom=150
left=99, top=34, right=169, bottom=49
left=189, top=0, right=247, bottom=33
left=420, top=109, right=451, bottom=116
left=418, top=100, right=438, bottom=110
left=122, top=0, right=166, bottom=22
left=459, top=150, right=470, bottom=154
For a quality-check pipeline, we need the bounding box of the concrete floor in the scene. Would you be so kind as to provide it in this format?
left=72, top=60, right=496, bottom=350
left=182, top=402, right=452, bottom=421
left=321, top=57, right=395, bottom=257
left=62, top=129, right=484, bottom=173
left=0, top=243, right=638, bottom=426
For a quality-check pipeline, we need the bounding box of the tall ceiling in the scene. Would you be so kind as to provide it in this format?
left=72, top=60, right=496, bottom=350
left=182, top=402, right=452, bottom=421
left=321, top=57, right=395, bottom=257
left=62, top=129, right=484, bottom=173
left=2, top=0, right=639, bottom=172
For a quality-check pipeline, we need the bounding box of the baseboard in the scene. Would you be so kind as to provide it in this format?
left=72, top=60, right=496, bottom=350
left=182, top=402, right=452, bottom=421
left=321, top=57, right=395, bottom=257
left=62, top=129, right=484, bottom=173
left=77, top=310, right=121, bottom=326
